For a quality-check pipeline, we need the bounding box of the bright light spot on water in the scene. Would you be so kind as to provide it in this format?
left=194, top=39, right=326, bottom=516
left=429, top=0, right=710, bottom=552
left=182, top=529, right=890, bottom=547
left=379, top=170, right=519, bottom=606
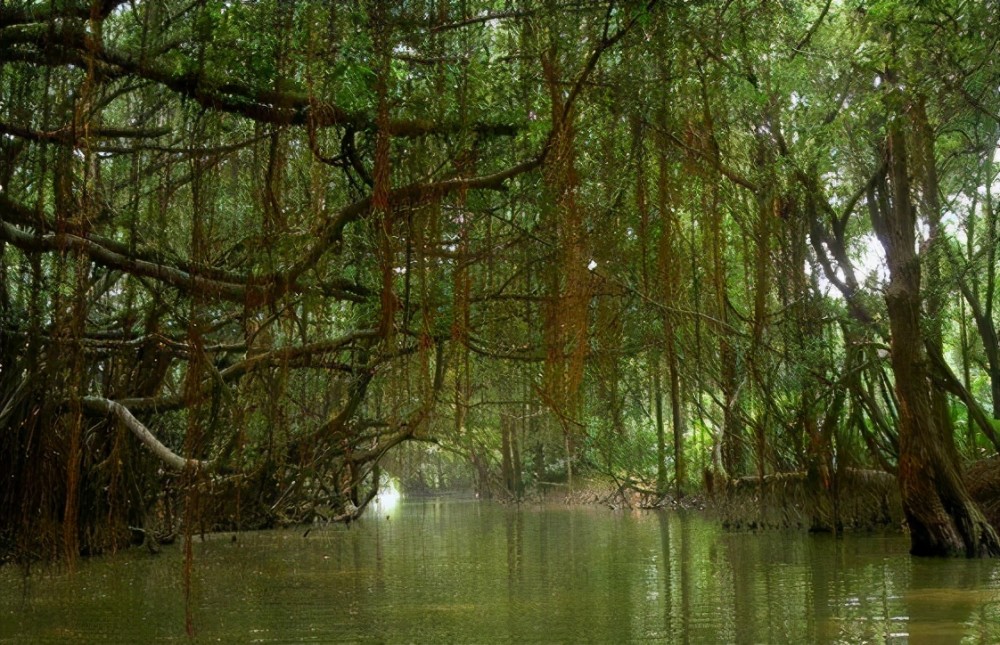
left=375, top=480, right=402, bottom=512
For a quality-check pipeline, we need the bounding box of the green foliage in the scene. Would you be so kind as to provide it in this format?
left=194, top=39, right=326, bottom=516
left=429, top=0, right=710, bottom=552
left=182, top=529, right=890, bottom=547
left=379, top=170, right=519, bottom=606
left=1, top=0, right=999, bottom=559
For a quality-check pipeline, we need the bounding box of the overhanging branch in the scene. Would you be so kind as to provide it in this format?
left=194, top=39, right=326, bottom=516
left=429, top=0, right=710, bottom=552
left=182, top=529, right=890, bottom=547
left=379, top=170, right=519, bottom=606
left=81, top=397, right=209, bottom=471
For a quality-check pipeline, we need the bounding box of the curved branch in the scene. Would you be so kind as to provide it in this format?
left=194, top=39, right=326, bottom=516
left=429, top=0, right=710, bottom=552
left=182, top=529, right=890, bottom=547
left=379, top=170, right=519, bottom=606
left=113, top=329, right=381, bottom=413
left=926, top=342, right=1000, bottom=452
left=0, top=206, right=369, bottom=305
left=81, top=397, right=209, bottom=471
left=0, top=120, right=171, bottom=143
left=1, top=25, right=521, bottom=139
left=219, top=330, right=379, bottom=382
left=659, top=127, right=758, bottom=192
left=288, top=156, right=543, bottom=282
left=561, top=0, right=660, bottom=125
left=0, top=218, right=241, bottom=298
left=791, top=0, right=832, bottom=59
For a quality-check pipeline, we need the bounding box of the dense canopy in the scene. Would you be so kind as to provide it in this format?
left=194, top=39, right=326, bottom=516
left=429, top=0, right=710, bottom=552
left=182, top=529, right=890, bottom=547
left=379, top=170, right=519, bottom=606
left=1, top=0, right=999, bottom=561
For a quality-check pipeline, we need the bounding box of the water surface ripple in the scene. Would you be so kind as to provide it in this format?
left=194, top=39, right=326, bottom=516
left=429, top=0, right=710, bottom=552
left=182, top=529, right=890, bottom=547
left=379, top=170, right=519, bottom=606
left=3, top=499, right=999, bottom=643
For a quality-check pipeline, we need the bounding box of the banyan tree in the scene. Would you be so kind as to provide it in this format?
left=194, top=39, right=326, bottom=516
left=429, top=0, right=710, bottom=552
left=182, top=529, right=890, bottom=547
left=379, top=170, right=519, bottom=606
left=2, top=0, right=1000, bottom=562
left=0, top=0, right=652, bottom=560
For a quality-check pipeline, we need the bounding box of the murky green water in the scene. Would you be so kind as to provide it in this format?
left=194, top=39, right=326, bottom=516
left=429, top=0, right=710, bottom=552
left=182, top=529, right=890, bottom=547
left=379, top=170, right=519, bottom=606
left=3, top=499, right=1000, bottom=643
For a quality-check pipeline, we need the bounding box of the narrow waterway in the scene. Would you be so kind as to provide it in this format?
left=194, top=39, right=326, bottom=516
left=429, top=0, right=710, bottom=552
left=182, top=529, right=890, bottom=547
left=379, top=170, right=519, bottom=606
left=2, top=499, right=999, bottom=643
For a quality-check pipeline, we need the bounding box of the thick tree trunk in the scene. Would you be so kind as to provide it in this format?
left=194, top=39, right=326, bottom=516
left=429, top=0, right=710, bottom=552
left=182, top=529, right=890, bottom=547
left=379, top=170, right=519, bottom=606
left=878, top=120, right=1000, bottom=557
left=912, top=99, right=960, bottom=464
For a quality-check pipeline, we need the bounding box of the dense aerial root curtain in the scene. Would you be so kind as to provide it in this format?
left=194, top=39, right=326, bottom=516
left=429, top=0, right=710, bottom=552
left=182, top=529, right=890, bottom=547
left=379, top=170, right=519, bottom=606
left=539, top=29, right=586, bottom=486
left=370, top=0, right=397, bottom=344
left=0, top=0, right=558, bottom=561
left=655, top=143, right=685, bottom=498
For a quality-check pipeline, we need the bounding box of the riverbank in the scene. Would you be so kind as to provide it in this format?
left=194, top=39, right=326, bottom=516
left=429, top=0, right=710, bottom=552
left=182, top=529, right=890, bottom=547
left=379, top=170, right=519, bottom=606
left=518, top=471, right=902, bottom=534
left=531, top=478, right=707, bottom=512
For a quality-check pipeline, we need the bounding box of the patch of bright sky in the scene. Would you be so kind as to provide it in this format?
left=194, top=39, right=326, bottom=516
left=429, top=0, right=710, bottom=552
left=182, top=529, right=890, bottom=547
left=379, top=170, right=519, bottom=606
left=811, top=232, right=887, bottom=299
left=815, top=142, right=1000, bottom=299
left=853, top=232, right=887, bottom=284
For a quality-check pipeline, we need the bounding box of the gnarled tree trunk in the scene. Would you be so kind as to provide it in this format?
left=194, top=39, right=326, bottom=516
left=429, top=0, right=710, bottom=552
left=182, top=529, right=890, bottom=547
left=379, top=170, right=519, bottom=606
left=877, top=117, right=1000, bottom=557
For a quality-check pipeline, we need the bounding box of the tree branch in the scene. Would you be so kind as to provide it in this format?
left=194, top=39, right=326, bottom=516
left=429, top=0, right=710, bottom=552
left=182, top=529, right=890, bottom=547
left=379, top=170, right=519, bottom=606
left=1, top=25, right=521, bottom=139
left=81, top=397, right=209, bottom=471
left=0, top=201, right=369, bottom=306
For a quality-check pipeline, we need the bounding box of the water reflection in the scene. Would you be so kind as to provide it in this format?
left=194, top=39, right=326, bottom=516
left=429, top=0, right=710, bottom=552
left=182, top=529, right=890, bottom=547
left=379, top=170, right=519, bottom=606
left=902, top=557, right=1000, bottom=643
left=2, top=501, right=1000, bottom=643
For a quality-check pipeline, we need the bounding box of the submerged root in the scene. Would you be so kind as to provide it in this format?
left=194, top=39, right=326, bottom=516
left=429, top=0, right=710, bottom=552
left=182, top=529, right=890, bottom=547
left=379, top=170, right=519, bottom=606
left=711, top=468, right=900, bottom=531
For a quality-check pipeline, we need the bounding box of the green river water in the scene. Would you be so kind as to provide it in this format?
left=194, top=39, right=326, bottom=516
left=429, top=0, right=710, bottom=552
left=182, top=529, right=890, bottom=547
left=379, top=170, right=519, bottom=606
left=2, top=498, right=1000, bottom=643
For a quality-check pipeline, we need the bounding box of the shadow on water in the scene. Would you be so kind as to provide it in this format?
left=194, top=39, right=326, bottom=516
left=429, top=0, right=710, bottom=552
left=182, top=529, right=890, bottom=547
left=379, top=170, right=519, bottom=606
left=2, top=499, right=1000, bottom=643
